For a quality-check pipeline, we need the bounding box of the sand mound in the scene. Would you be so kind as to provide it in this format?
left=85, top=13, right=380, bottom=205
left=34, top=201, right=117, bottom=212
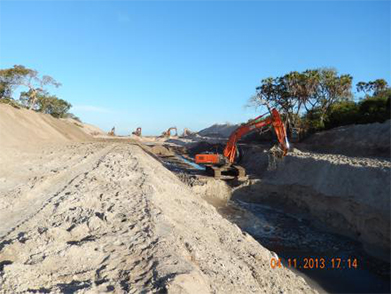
left=63, top=118, right=105, bottom=137
left=147, top=145, right=174, bottom=156
left=198, top=123, right=239, bottom=138
left=0, top=142, right=315, bottom=293
left=0, top=104, right=92, bottom=150
left=301, top=120, right=391, bottom=157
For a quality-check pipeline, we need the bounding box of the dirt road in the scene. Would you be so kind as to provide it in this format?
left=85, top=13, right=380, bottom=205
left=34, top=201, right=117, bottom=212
left=0, top=142, right=315, bottom=293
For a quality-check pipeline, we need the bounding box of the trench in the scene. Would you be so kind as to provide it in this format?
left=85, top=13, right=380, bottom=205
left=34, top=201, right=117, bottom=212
left=218, top=198, right=390, bottom=294
left=154, top=144, right=390, bottom=293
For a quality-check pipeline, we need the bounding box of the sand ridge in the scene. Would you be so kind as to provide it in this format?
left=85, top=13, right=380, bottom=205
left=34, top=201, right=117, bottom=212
left=0, top=142, right=315, bottom=293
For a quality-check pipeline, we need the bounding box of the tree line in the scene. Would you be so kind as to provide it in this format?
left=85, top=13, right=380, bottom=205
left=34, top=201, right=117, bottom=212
left=0, top=65, right=78, bottom=120
left=250, top=68, right=390, bottom=135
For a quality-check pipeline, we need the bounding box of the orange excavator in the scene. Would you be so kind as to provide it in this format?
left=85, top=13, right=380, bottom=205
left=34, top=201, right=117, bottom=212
left=132, top=127, right=142, bottom=137
left=161, top=127, right=178, bottom=138
left=195, top=108, right=289, bottom=180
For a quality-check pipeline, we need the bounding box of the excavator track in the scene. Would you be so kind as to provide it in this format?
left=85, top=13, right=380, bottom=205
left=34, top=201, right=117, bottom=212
left=206, top=164, right=247, bottom=181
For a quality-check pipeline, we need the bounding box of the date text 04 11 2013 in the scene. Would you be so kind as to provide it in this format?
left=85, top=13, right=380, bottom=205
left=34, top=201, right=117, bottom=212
left=270, top=257, right=358, bottom=270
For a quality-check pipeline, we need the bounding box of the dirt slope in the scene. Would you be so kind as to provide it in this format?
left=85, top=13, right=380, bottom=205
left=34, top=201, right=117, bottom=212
left=236, top=147, right=391, bottom=260
left=300, top=120, right=391, bottom=158
left=62, top=118, right=106, bottom=137
left=198, top=123, right=239, bottom=138
left=0, top=104, right=92, bottom=150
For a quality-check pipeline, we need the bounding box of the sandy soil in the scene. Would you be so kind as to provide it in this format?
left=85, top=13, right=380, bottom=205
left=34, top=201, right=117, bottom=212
left=300, top=120, right=390, bottom=158
left=2, top=104, right=388, bottom=293
left=0, top=104, right=92, bottom=151
left=235, top=146, right=391, bottom=260
left=0, top=141, right=315, bottom=293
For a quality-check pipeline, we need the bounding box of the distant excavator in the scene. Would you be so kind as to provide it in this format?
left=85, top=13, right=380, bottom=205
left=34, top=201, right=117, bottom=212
left=132, top=127, right=142, bottom=137
left=108, top=127, right=116, bottom=136
left=195, top=108, right=289, bottom=180
left=161, top=127, right=178, bottom=138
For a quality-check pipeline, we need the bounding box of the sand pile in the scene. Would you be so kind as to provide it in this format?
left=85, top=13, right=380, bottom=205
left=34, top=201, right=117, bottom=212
left=0, top=142, right=315, bottom=293
left=198, top=123, right=239, bottom=138
left=63, top=118, right=106, bottom=137
left=0, top=104, right=92, bottom=150
left=300, top=120, right=391, bottom=158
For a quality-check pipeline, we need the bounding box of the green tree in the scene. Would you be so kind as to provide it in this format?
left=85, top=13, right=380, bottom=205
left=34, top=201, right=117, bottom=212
left=314, top=68, right=353, bottom=126
left=0, top=65, right=31, bottom=99
left=357, top=79, right=388, bottom=97
left=358, top=95, right=390, bottom=124
left=20, top=90, right=71, bottom=118
left=251, top=68, right=352, bottom=130
left=20, top=69, right=62, bottom=110
left=325, top=101, right=360, bottom=129
left=37, top=95, right=71, bottom=118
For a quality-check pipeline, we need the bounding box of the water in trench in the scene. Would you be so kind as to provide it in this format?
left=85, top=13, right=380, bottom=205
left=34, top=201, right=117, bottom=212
left=175, top=155, right=205, bottom=170
left=218, top=199, right=390, bottom=294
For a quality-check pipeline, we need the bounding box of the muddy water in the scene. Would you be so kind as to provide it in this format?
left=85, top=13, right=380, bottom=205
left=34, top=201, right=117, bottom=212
left=219, top=200, right=390, bottom=294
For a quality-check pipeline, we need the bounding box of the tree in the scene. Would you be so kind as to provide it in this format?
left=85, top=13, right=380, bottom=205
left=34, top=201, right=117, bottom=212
left=251, top=68, right=352, bottom=130
left=20, top=90, right=71, bottom=118
left=19, top=68, right=61, bottom=110
left=357, top=79, right=389, bottom=97
left=251, top=75, right=301, bottom=130
left=39, top=96, right=71, bottom=118
left=0, top=65, right=31, bottom=99
left=314, top=68, right=353, bottom=126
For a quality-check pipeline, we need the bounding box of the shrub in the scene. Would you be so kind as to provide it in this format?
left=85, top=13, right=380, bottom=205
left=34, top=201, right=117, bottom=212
left=325, top=101, right=360, bottom=129
left=358, top=92, right=390, bottom=124
left=0, top=97, right=22, bottom=109
left=302, top=107, right=325, bottom=133
left=36, top=95, right=72, bottom=118
left=64, top=112, right=82, bottom=123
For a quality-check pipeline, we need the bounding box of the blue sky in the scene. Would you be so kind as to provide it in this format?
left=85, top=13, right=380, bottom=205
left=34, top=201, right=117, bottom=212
left=0, top=1, right=390, bottom=135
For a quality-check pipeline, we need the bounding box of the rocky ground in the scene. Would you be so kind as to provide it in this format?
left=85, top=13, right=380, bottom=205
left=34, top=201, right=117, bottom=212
left=0, top=141, right=315, bottom=294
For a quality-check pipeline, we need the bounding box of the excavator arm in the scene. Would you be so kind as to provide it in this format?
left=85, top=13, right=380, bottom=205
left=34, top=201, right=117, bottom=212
left=195, top=108, right=289, bottom=165
left=224, top=108, right=289, bottom=163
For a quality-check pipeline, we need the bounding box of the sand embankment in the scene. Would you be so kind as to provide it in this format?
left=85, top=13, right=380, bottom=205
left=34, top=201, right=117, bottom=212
left=0, top=104, right=93, bottom=150
left=236, top=147, right=391, bottom=260
left=300, top=120, right=391, bottom=158
left=0, top=142, right=315, bottom=293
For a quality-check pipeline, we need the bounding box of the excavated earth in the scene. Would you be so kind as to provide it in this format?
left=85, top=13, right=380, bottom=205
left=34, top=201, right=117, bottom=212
left=0, top=141, right=315, bottom=294
left=184, top=136, right=391, bottom=262
left=236, top=146, right=391, bottom=261
left=1, top=104, right=389, bottom=293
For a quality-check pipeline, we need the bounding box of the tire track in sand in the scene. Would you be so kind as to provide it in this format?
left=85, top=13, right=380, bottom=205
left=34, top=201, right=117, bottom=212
left=0, top=144, right=117, bottom=239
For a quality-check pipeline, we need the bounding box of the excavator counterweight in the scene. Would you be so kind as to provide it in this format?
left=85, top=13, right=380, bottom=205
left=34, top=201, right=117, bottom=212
left=195, top=153, right=224, bottom=165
